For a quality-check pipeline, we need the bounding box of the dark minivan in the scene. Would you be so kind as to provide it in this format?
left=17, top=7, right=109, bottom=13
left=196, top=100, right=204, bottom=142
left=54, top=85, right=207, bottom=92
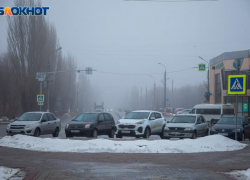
left=210, top=116, right=250, bottom=141
left=65, top=113, right=116, bottom=138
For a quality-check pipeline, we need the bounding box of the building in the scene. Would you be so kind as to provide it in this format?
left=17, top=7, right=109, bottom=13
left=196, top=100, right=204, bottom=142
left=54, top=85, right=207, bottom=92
left=209, top=49, right=250, bottom=116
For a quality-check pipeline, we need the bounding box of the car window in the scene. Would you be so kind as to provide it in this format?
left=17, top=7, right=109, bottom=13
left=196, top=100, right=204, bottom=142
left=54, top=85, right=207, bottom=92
left=190, top=109, right=195, bottom=114
left=149, top=113, right=155, bottom=119
left=42, top=114, right=48, bottom=121
left=99, top=114, right=105, bottom=121
left=200, top=116, right=205, bottom=123
left=104, top=114, right=111, bottom=121
left=155, top=113, right=162, bottom=119
left=196, top=109, right=220, bottom=115
left=196, top=116, right=201, bottom=124
left=47, top=113, right=56, bottom=121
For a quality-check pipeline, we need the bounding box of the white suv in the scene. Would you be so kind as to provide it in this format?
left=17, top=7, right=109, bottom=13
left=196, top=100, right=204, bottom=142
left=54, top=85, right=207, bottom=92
left=115, top=110, right=166, bottom=139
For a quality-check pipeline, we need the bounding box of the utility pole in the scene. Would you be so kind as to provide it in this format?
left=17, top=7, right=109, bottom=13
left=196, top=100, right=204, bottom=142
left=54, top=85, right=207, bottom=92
left=172, top=79, right=173, bottom=109
left=158, top=63, right=167, bottom=111
left=149, top=75, right=156, bottom=110
left=235, top=59, right=240, bottom=141
left=199, top=56, right=210, bottom=102
left=142, top=81, right=147, bottom=109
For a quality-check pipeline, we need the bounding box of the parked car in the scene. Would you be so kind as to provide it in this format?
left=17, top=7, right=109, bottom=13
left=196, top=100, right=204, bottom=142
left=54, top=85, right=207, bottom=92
left=177, top=109, right=191, bottom=114
left=163, top=114, right=209, bottom=139
left=210, top=116, right=250, bottom=141
left=115, top=110, right=166, bottom=139
left=174, top=108, right=184, bottom=114
left=0, top=115, right=9, bottom=121
left=190, top=104, right=234, bottom=126
left=6, top=112, right=61, bottom=137
left=65, top=112, right=116, bottom=138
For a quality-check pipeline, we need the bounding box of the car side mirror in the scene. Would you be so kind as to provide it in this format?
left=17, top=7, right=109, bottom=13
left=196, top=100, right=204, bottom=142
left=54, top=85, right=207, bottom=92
left=41, top=119, right=47, bottom=123
left=150, top=117, right=155, bottom=120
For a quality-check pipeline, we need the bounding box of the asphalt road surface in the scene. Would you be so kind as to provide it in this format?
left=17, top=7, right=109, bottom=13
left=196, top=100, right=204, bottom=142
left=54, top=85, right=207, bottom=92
left=0, top=111, right=173, bottom=139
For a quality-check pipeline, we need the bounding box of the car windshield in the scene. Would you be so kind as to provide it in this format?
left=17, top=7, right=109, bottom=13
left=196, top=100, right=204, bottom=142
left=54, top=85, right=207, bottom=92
left=17, top=113, right=42, bottom=121
left=124, top=112, right=150, bottom=119
left=73, top=113, right=98, bottom=122
left=217, top=117, right=243, bottom=125
left=171, top=116, right=196, bottom=123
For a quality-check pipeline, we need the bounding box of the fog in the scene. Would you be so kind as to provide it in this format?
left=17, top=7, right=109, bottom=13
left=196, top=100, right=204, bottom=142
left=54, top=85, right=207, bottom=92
left=0, top=0, right=250, bottom=113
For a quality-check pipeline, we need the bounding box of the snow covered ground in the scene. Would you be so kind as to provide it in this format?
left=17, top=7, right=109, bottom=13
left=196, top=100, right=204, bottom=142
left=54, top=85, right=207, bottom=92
left=0, top=135, right=247, bottom=153
left=0, top=166, right=20, bottom=180
left=227, top=168, right=250, bottom=180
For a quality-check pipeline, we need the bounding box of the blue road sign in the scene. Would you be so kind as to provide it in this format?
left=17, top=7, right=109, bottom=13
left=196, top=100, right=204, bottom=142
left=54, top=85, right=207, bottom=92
left=228, top=75, right=246, bottom=95
left=166, top=98, right=169, bottom=102
left=198, top=63, right=206, bottom=72
left=37, top=94, right=44, bottom=102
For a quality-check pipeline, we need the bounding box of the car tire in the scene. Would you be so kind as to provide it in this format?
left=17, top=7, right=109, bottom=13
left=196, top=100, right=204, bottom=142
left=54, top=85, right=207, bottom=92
left=52, top=128, right=59, bottom=137
left=108, top=128, right=115, bottom=138
left=34, top=128, right=40, bottom=137
left=136, top=136, right=140, bottom=139
left=191, top=131, right=197, bottom=139
left=116, top=135, right=122, bottom=138
left=205, top=129, right=209, bottom=136
left=160, top=126, right=165, bottom=139
left=93, top=129, right=98, bottom=138
left=143, top=127, right=150, bottom=139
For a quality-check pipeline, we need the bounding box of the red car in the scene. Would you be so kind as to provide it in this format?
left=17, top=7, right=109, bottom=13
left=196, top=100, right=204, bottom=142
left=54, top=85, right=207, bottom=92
left=174, top=108, right=184, bottom=114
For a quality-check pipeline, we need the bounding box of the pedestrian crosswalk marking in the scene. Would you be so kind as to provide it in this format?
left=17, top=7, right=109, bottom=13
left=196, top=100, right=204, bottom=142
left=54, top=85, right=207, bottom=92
left=231, top=78, right=242, bottom=90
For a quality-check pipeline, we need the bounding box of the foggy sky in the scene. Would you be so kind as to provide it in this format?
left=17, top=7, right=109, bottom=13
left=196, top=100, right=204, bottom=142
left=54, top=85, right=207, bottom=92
left=0, top=0, right=250, bottom=108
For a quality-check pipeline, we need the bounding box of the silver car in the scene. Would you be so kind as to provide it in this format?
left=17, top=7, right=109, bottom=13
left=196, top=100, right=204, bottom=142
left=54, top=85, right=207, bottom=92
left=163, top=114, right=208, bottom=139
left=6, top=112, right=61, bottom=137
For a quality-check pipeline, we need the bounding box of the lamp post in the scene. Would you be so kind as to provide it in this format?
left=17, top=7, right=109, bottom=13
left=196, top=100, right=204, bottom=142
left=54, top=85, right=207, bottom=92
left=158, top=63, right=167, bottom=111
left=148, top=75, right=156, bottom=110
left=47, top=47, right=62, bottom=112
left=141, top=81, right=147, bottom=108
left=137, top=83, right=143, bottom=109
left=198, top=56, right=210, bottom=102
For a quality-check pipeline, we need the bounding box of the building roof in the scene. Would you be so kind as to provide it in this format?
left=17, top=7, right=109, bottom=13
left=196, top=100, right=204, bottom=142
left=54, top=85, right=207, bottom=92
left=210, top=49, right=250, bottom=66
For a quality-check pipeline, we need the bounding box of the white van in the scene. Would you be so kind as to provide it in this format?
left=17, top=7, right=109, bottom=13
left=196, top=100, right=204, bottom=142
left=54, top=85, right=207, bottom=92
left=190, top=104, right=235, bottom=126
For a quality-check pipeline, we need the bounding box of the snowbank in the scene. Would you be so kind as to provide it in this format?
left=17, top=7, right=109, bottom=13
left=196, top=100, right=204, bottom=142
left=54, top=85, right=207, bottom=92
left=227, top=168, right=250, bottom=180
left=0, top=135, right=247, bottom=154
left=0, top=166, right=20, bottom=180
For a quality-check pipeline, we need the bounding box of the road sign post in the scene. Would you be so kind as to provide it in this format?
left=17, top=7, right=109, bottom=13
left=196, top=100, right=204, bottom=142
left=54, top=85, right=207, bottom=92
left=37, top=94, right=44, bottom=111
left=228, top=59, right=246, bottom=140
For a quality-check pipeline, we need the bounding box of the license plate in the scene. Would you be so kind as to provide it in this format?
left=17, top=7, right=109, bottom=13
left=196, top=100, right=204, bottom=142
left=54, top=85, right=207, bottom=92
left=12, top=130, right=21, bottom=133
left=171, top=132, right=180, bottom=135
left=219, top=133, right=228, bottom=136
left=121, top=131, right=130, bottom=133
left=71, top=130, right=80, bottom=133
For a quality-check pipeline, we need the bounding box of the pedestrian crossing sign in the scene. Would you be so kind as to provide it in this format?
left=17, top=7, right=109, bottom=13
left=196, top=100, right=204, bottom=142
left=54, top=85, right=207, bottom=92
left=228, top=75, right=246, bottom=94
left=37, top=94, right=44, bottom=102
left=198, top=63, right=206, bottom=72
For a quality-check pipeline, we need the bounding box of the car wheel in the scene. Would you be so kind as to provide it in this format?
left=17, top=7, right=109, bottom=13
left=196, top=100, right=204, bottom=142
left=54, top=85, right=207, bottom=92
left=160, top=126, right=165, bottom=139
left=108, top=129, right=115, bottom=138
left=143, top=127, right=150, bottom=139
left=191, top=131, right=197, bottom=139
left=92, top=129, right=98, bottom=138
left=136, top=136, right=140, bottom=139
left=52, top=128, right=59, bottom=137
left=205, top=129, right=209, bottom=136
left=34, top=128, right=40, bottom=137
left=116, top=135, right=122, bottom=138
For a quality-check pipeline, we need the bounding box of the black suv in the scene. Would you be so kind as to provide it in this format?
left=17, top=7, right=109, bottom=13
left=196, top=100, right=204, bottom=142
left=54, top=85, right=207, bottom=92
left=65, top=112, right=116, bottom=138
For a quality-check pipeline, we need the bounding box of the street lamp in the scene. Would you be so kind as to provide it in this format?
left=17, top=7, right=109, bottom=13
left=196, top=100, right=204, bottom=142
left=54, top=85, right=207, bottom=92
left=158, top=63, right=167, bottom=111
left=47, top=47, right=62, bottom=112
left=137, top=82, right=143, bottom=109
left=148, top=75, right=156, bottom=110
left=141, top=81, right=147, bottom=108
left=198, top=56, right=210, bottom=102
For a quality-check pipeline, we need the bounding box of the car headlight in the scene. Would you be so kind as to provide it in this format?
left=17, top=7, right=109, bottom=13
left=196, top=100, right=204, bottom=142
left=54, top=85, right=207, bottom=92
left=135, top=120, right=145, bottom=124
left=210, top=127, right=216, bottom=131
left=66, top=123, right=69, bottom=128
left=117, top=120, right=121, bottom=124
left=85, top=124, right=91, bottom=128
left=184, top=127, right=193, bottom=131
left=164, top=126, right=169, bottom=130
left=25, top=124, right=33, bottom=129
left=232, top=129, right=241, bottom=132
left=7, top=124, right=11, bottom=129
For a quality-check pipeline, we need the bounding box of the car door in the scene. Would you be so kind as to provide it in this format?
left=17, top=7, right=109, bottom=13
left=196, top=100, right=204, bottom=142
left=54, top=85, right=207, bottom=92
left=154, top=112, right=164, bottom=133
left=40, top=113, right=49, bottom=134
left=47, top=113, right=57, bottom=134
left=200, top=116, right=207, bottom=135
left=97, top=114, right=105, bottom=135
left=149, top=113, right=157, bottom=134
left=195, top=116, right=203, bottom=136
left=104, top=113, right=112, bottom=133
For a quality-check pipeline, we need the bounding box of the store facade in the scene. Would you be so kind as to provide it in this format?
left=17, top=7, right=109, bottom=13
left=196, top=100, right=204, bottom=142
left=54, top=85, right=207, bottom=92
left=209, top=49, right=250, bottom=116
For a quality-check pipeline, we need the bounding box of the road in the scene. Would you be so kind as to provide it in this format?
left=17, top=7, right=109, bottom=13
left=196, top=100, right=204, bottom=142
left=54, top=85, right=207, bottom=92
left=0, top=111, right=173, bottom=139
